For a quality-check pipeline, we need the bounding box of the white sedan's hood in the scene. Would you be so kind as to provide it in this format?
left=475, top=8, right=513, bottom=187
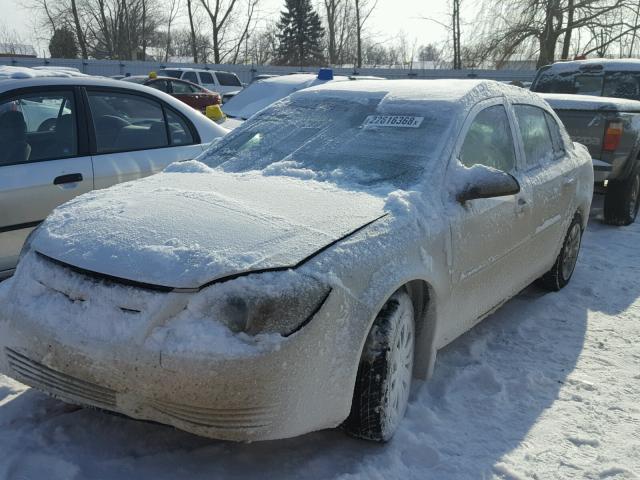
left=32, top=167, right=386, bottom=289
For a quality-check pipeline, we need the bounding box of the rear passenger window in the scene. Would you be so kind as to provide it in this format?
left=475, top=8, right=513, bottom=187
left=182, top=71, right=199, bottom=84
left=199, top=72, right=214, bottom=84
left=216, top=72, right=242, bottom=87
left=87, top=91, right=168, bottom=153
left=0, top=91, right=77, bottom=166
left=544, top=112, right=565, bottom=158
left=460, top=105, right=516, bottom=173
left=149, top=80, right=169, bottom=93
left=514, top=105, right=555, bottom=168
left=166, top=109, right=194, bottom=146
left=171, top=81, right=196, bottom=94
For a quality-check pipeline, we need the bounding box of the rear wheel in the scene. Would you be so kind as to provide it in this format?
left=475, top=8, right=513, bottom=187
left=604, top=166, right=640, bottom=226
left=344, top=291, right=415, bottom=442
left=537, top=214, right=583, bottom=292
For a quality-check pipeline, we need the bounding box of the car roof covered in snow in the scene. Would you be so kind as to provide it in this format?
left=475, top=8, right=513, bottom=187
left=291, top=79, right=549, bottom=114
left=222, top=73, right=357, bottom=119
left=538, top=92, right=640, bottom=112
left=0, top=74, right=169, bottom=94
left=0, top=65, right=89, bottom=81
left=541, top=58, right=640, bottom=73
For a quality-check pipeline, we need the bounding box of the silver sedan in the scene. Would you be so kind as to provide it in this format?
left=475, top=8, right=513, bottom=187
left=0, top=79, right=593, bottom=442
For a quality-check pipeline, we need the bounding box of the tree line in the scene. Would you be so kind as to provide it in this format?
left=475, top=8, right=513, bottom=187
left=23, top=0, right=640, bottom=69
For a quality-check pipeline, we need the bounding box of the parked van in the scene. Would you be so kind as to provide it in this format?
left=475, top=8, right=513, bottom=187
left=156, top=68, right=243, bottom=100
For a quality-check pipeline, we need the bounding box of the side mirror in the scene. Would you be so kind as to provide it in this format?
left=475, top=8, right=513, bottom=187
left=456, top=165, right=520, bottom=203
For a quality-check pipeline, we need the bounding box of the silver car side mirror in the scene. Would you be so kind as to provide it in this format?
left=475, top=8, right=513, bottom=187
left=457, top=167, right=520, bottom=203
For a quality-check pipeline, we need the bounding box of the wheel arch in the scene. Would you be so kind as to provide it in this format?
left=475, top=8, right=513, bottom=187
left=361, top=279, right=439, bottom=380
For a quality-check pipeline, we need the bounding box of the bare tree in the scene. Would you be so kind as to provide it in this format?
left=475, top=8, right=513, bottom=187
left=163, top=0, right=181, bottom=61
left=229, top=0, right=260, bottom=63
left=246, top=24, right=277, bottom=64
left=354, top=0, right=377, bottom=68
left=0, top=22, right=32, bottom=54
left=475, top=0, right=640, bottom=68
left=324, top=0, right=355, bottom=65
left=452, top=0, right=461, bottom=68
left=186, top=0, right=199, bottom=62
left=198, top=0, right=238, bottom=63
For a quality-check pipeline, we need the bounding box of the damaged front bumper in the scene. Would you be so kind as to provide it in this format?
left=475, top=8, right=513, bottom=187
left=0, top=255, right=369, bottom=442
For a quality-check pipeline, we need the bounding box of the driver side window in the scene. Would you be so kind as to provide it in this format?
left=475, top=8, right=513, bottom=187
left=460, top=105, right=516, bottom=173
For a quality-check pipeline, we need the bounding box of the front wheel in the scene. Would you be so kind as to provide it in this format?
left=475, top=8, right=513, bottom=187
left=537, top=214, right=583, bottom=292
left=343, top=291, right=415, bottom=442
left=604, top=166, right=640, bottom=226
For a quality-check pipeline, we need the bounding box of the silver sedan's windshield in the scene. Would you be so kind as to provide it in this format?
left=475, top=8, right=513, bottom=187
left=202, top=96, right=454, bottom=189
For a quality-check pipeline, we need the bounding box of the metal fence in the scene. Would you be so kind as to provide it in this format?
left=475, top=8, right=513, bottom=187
left=0, top=57, right=537, bottom=83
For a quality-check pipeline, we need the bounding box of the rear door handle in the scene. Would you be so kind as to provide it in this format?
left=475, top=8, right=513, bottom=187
left=54, top=173, right=83, bottom=185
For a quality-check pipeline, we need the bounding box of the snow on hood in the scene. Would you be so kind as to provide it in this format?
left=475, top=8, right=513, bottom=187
left=32, top=168, right=386, bottom=290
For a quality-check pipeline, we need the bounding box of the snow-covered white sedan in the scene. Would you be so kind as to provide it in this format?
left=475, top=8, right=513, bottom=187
left=0, top=68, right=228, bottom=279
left=0, top=80, right=593, bottom=443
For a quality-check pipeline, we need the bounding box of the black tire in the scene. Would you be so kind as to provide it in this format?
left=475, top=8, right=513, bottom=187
left=537, top=214, right=583, bottom=292
left=604, top=165, right=640, bottom=226
left=343, top=291, right=415, bottom=442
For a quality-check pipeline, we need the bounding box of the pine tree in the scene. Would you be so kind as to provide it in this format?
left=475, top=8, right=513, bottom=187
left=276, top=0, right=325, bottom=66
left=49, top=27, right=79, bottom=59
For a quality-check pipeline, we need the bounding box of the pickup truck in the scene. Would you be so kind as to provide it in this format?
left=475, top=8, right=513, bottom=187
left=531, top=59, right=640, bottom=225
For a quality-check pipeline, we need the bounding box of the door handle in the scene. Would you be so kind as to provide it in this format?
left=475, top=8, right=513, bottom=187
left=563, top=176, right=576, bottom=187
left=54, top=173, right=83, bottom=185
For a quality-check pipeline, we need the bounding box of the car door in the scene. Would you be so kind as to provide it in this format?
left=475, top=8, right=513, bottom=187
left=512, top=104, right=575, bottom=270
left=181, top=71, right=199, bottom=86
left=147, top=79, right=171, bottom=95
left=214, top=72, right=243, bottom=96
left=444, top=100, right=534, bottom=342
left=85, top=88, right=204, bottom=190
left=169, top=80, right=201, bottom=110
left=197, top=71, right=218, bottom=92
left=0, top=88, right=93, bottom=275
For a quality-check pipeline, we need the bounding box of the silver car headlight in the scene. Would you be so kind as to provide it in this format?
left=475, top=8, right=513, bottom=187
left=206, top=273, right=331, bottom=337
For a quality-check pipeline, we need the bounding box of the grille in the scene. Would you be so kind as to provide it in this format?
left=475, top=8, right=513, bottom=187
left=151, top=399, right=275, bottom=430
left=6, top=348, right=117, bottom=408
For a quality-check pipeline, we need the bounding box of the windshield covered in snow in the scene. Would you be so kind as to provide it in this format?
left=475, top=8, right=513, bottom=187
left=202, top=96, right=453, bottom=189
left=222, top=75, right=317, bottom=119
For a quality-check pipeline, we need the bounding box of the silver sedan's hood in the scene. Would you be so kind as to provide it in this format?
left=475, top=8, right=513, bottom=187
left=32, top=168, right=386, bottom=290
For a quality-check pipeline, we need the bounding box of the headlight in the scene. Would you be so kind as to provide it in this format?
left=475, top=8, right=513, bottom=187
left=200, top=272, right=331, bottom=337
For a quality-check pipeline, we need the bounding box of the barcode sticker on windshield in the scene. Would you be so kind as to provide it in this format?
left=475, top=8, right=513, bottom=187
left=363, top=115, right=424, bottom=128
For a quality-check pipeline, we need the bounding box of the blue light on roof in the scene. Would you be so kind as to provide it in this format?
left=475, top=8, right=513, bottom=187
left=317, top=68, right=334, bottom=80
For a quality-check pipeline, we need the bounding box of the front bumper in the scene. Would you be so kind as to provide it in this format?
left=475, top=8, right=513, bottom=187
left=0, top=262, right=368, bottom=442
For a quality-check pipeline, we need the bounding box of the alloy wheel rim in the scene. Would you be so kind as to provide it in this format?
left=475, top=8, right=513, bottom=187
left=561, top=223, right=581, bottom=281
left=382, top=303, right=414, bottom=437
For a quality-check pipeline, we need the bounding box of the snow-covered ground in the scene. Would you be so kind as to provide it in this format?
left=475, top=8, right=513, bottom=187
left=0, top=197, right=638, bottom=480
